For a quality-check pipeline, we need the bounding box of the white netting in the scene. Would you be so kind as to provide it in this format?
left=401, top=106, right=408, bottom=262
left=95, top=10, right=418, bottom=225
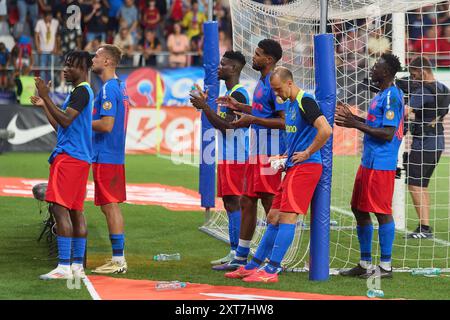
left=200, top=0, right=450, bottom=272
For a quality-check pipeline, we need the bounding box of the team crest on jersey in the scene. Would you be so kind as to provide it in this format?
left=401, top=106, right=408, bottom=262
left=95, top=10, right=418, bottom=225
left=386, top=110, right=395, bottom=120
left=102, top=101, right=112, bottom=111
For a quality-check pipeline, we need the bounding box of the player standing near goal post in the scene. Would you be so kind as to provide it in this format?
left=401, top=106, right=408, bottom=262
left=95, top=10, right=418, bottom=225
left=31, top=51, right=94, bottom=280
left=190, top=51, right=250, bottom=267
left=335, top=53, right=404, bottom=279
left=90, top=45, right=130, bottom=274
left=225, top=66, right=332, bottom=283
left=213, top=39, right=286, bottom=271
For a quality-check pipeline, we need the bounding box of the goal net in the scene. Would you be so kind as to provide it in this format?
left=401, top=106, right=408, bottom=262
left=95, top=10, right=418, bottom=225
left=200, top=0, right=450, bottom=273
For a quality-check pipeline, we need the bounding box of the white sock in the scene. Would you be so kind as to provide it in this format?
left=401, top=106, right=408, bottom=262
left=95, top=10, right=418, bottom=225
left=71, top=263, right=84, bottom=270
left=238, top=239, right=251, bottom=248
left=360, top=260, right=372, bottom=269
left=58, top=264, right=71, bottom=272
left=112, top=256, right=125, bottom=264
left=379, top=261, right=392, bottom=271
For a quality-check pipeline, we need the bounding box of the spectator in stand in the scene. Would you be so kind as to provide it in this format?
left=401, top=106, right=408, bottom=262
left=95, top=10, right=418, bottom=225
left=182, top=0, right=207, bottom=40
left=17, top=0, right=39, bottom=32
left=84, top=36, right=105, bottom=53
left=143, top=0, right=161, bottom=32
left=119, top=0, right=139, bottom=38
left=436, top=2, right=450, bottom=25
left=10, top=35, right=34, bottom=74
left=138, top=29, right=161, bottom=66
left=190, top=34, right=203, bottom=66
left=337, top=28, right=365, bottom=69
left=0, top=0, right=6, bottom=21
left=438, top=24, right=450, bottom=67
left=170, top=0, right=184, bottom=22
left=108, top=0, right=125, bottom=42
left=413, top=25, right=439, bottom=65
left=408, top=8, right=434, bottom=45
left=113, top=26, right=135, bottom=66
left=34, top=11, right=59, bottom=83
left=216, top=6, right=230, bottom=34
left=219, top=30, right=232, bottom=57
left=166, top=0, right=184, bottom=36
left=83, top=0, right=109, bottom=43
left=167, top=22, right=190, bottom=68
left=0, top=42, right=9, bottom=91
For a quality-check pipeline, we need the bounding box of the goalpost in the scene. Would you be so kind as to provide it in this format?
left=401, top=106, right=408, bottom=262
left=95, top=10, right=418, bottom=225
left=200, top=0, right=450, bottom=273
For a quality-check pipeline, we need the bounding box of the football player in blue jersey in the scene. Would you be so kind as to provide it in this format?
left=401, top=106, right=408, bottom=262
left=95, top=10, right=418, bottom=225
left=335, top=53, right=404, bottom=279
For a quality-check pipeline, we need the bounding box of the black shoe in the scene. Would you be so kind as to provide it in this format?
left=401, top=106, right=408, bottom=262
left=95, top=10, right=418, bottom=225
left=405, top=226, right=433, bottom=239
left=359, top=265, right=393, bottom=279
left=339, top=264, right=371, bottom=277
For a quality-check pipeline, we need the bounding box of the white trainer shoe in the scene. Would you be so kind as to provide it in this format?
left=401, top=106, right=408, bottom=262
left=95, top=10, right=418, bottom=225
left=210, top=250, right=236, bottom=265
left=39, top=265, right=73, bottom=280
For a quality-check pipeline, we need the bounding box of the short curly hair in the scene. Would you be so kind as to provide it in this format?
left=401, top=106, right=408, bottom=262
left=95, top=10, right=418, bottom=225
left=381, top=53, right=402, bottom=77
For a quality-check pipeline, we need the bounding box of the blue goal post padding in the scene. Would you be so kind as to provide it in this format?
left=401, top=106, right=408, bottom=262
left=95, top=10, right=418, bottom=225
left=310, top=33, right=336, bottom=281
left=199, top=21, right=219, bottom=208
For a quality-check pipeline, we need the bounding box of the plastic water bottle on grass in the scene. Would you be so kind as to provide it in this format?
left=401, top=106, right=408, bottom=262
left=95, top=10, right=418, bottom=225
left=411, top=268, right=441, bottom=276
left=153, top=253, right=181, bottom=261
left=366, top=289, right=384, bottom=298
left=155, top=281, right=186, bottom=291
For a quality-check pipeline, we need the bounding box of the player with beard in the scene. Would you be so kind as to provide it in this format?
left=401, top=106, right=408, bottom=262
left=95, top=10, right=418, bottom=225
left=214, top=39, right=286, bottom=272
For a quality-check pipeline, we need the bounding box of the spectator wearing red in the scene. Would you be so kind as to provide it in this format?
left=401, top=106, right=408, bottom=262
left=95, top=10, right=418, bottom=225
left=170, top=0, right=184, bottom=22
left=413, top=25, right=439, bottom=65
left=438, top=24, right=450, bottom=67
left=142, top=0, right=161, bottom=31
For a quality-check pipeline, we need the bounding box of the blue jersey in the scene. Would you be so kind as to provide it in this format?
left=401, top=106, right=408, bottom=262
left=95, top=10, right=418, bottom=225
left=285, top=91, right=323, bottom=168
left=250, top=73, right=286, bottom=156
left=362, top=85, right=405, bottom=170
left=49, top=82, right=94, bottom=164
left=217, top=84, right=250, bottom=162
left=92, top=78, right=130, bottom=165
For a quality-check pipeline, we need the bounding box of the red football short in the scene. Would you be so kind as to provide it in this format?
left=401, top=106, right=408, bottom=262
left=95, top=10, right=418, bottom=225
left=45, top=153, right=90, bottom=211
left=271, top=163, right=323, bottom=215
left=351, top=165, right=396, bottom=214
left=92, top=163, right=126, bottom=206
left=217, top=162, right=246, bottom=197
left=243, top=155, right=282, bottom=198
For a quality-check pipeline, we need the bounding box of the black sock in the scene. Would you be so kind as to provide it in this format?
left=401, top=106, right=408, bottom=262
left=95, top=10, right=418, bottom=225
left=420, top=225, right=430, bottom=231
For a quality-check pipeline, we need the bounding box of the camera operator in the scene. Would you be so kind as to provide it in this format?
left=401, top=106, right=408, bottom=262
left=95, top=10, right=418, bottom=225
left=405, top=56, right=450, bottom=239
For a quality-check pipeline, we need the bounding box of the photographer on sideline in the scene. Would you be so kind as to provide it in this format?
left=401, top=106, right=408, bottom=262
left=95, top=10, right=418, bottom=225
left=405, top=56, right=450, bottom=239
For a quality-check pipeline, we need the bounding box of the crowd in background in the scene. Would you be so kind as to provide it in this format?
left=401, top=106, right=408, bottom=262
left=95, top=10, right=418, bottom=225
left=0, top=0, right=449, bottom=93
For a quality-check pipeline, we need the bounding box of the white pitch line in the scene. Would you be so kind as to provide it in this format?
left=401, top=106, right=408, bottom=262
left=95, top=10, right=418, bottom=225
left=83, top=277, right=101, bottom=300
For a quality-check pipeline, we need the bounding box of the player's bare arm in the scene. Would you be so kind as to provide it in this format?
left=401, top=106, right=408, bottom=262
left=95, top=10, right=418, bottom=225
left=93, top=116, right=115, bottom=133
left=216, top=95, right=252, bottom=114
left=35, top=77, right=81, bottom=129
left=30, top=95, right=58, bottom=131
left=190, top=87, right=239, bottom=133
left=335, top=104, right=396, bottom=141
left=232, top=110, right=285, bottom=129
left=292, top=115, right=332, bottom=164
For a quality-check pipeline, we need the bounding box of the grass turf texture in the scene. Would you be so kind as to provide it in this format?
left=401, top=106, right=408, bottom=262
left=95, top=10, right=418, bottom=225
left=0, top=153, right=449, bottom=300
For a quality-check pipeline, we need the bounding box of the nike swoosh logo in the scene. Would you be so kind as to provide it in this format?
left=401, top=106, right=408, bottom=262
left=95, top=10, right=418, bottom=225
left=7, top=114, right=55, bottom=145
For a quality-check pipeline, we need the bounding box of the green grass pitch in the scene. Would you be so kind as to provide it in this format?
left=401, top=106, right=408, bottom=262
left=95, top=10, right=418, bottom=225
left=0, top=153, right=449, bottom=300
